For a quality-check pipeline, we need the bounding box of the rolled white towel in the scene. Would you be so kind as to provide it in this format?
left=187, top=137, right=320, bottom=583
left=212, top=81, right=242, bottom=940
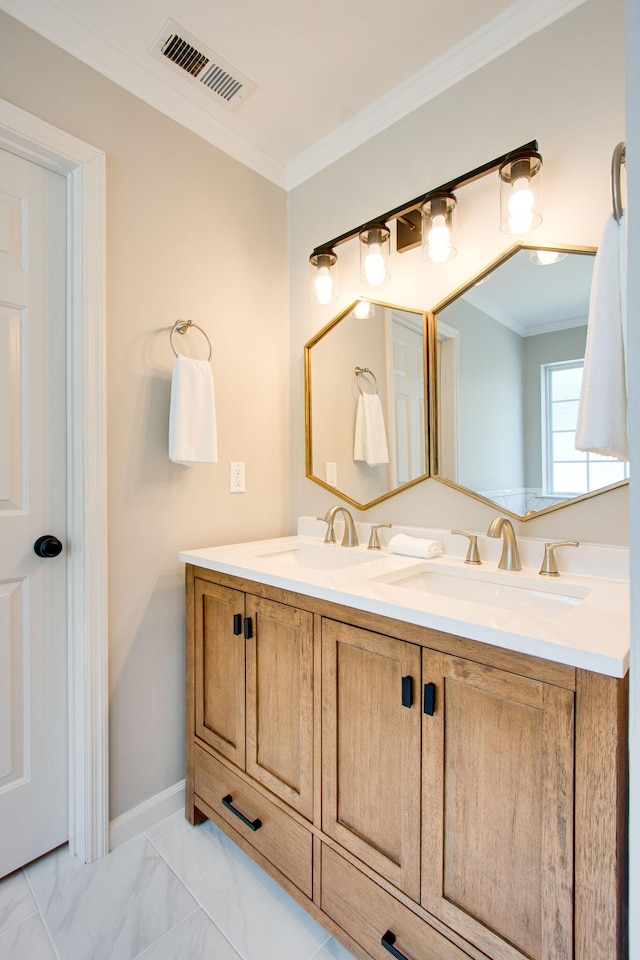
left=388, top=534, right=444, bottom=559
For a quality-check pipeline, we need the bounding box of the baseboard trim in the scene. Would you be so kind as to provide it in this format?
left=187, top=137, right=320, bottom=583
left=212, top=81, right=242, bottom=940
left=109, top=780, right=185, bottom=850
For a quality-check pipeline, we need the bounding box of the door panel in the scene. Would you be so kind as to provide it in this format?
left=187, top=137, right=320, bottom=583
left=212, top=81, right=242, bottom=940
left=0, top=149, right=68, bottom=878
left=422, top=651, right=574, bottom=960
left=322, top=619, right=421, bottom=900
left=194, top=579, right=246, bottom=768
left=245, top=596, right=314, bottom=819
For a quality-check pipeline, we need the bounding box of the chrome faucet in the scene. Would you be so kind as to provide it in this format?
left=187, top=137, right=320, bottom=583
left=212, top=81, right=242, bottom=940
left=487, top=516, right=521, bottom=571
left=323, top=506, right=359, bottom=547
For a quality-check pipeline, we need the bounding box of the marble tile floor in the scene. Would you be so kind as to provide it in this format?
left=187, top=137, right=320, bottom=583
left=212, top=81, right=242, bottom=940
left=0, top=812, right=356, bottom=960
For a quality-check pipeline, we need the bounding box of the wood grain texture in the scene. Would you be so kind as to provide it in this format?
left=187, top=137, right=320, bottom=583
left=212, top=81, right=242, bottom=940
left=245, top=595, right=315, bottom=819
left=422, top=651, right=574, bottom=960
left=574, top=669, right=628, bottom=960
left=194, top=579, right=246, bottom=767
left=194, top=744, right=313, bottom=897
left=322, top=619, right=421, bottom=901
left=321, top=844, right=470, bottom=960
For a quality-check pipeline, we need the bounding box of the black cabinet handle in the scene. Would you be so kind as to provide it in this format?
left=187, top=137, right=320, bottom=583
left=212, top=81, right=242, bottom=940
left=381, top=930, right=412, bottom=960
left=221, top=794, right=262, bottom=831
left=423, top=682, right=436, bottom=716
left=401, top=675, right=413, bottom=708
left=233, top=613, right=242, bottom=635
left=243, top=617, right=253, bottom=640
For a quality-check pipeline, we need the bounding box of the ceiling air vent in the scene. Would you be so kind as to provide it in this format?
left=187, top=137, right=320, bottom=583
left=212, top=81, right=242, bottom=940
left=150, top=19, right=256, bottom=110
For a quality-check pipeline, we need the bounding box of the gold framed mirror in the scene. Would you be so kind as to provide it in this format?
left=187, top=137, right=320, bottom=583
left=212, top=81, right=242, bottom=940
left=428, top=243, right=629, bottom=520
left=305, top=298, right=429, bottom=509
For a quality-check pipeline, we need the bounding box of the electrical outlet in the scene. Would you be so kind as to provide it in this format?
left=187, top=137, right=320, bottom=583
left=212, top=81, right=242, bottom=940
left=229, top=461, right=245, bottom=493
left=325, top=462, right=338, bottom=487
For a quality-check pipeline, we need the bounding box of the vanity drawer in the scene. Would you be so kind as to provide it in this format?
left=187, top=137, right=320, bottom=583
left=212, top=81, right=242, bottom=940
left=321, top=845, right=468, bottom=960
left=194, top=745, right=313, bottom=897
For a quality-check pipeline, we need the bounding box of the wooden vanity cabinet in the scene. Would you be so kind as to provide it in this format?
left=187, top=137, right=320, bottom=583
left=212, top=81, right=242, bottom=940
left=185, top=565, right=627, bottom=960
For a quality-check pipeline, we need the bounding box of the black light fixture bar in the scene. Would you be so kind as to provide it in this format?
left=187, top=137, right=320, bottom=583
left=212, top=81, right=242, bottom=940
left=311, top=139, right=538, bottom=257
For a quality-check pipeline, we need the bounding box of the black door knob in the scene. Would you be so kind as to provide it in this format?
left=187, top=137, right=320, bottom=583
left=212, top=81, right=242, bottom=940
left=34, top=535, right=63, bottom=558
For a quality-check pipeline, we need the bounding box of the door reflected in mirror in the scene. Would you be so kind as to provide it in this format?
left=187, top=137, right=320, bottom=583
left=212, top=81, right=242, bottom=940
left=431, top=244, right=629, bottom=520
left=305, top=299, right=428, bottom=509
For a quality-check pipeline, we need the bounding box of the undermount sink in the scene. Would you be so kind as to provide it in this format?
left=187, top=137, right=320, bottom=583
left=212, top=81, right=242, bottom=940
left=371, top=562, right=591, bottom=619
left=255, top=546, right=372, bottom=572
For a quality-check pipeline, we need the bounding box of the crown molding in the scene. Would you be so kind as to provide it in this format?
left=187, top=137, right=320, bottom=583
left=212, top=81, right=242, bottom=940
left=0, top=0, right=288, bottom=188
left=286, top=0, right=588, bottom=189
left=2, top=0, right=587, bottom=191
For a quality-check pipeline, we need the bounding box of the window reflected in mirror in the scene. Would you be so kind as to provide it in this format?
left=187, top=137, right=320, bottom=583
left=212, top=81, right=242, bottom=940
left=305, top=299, right=428, bottom=509
left=430, top=244, right=629, bottom=520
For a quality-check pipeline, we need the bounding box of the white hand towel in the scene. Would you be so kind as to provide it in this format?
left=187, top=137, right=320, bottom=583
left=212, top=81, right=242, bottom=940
left=169, top=355, right=218, bottom=465
left=354, top=393, right=389, bottom=466
left=388, top=534, right=444, bottom=559
left=575, top=214, right=628, bottom=460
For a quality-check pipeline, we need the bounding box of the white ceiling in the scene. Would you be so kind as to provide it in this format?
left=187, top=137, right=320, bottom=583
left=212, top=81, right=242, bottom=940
left=1, top=0, right=587, bottom=189
left=462, top=249, right=593, bottom=336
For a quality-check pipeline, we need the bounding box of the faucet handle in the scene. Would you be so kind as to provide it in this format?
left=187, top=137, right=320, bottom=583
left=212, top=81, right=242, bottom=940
left=451, top=530, right=482, bottom=565
left=368, top=523, right=392, bottom=550
left=539, top=541, right=579, bottom=577
left=316, top=515, right=336, bottom=544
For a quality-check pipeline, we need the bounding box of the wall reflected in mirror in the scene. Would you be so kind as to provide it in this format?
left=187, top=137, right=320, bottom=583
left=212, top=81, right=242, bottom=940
left=305, top=299, right=428, bottom=509
left=431, top=244, right=629, bottom=520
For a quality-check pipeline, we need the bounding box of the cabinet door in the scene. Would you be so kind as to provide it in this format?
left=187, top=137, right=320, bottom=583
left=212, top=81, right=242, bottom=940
left=194, top=579, right=246, bottom=768
left=322, top=619, right=421, bottom=900
left=245, top=596, right=314, bottom=820
left=422, top=651, right=574, bottom=960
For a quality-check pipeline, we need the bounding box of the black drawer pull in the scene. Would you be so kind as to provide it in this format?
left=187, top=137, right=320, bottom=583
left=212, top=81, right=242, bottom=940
left=401, top=675, right=413, bottom=708
left=381, top=930, right=411, bottom=960
left=423, top=682, right=436, bottom=716
left=244, top=617, right=253, bottom=640
left=233, top=613, right=242, bottom=635
left=221, top=794, right=262, bottom=832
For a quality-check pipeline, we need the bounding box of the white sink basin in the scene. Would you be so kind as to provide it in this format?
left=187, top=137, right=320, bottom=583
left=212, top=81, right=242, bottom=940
left=371, top=562, right=591, bottom=619
left=255, top=546, right=372, bottom=572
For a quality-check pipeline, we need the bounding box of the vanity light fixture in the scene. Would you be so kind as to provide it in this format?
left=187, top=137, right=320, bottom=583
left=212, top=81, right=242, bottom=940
left=308, top=140, right=542, bottom=302
left=309, top=246, right=338, bottom=304
left=422, top=191, right=457, bottom=263
left=529, top=249, right=567, bottom=266
left=499, top=147, right=543, bottom=235
left=359, top=221, right=391, bottom=286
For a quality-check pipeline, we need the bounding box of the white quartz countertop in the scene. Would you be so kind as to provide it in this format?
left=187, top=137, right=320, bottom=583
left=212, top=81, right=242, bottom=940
left=180, top=526, right=629, bottom=679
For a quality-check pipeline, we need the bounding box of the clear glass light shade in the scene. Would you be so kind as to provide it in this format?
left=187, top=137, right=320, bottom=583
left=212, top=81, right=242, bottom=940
left=421, top=193, right=457, bottom=263
left=359, top=223, right=390, bottom=286
left=309, top=250, right=338, bottom=304
left=499, top=152, right=543, bottom=235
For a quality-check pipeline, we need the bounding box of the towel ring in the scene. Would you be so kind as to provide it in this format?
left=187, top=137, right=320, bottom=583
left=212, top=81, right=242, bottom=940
left=355, top=366, right=379, bottom=395
left=611, top=141, right=626, bottom=223
left=170, top=319, right=212, bottom=362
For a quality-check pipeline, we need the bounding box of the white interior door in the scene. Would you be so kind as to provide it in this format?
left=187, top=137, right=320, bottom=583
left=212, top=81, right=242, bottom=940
left=388, top=312, right=425, bottom=485
left=0, top=148, right=68, bottom=877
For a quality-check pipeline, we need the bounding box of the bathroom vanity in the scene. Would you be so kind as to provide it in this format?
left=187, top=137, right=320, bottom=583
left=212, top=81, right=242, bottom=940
left=181, top=525, right=628, bottom=960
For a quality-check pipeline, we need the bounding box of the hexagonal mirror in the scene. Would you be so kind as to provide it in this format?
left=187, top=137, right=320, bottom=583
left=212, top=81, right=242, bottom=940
left=305, top=298, right=429, bottom=509
left=429, top=243, right=629, bottom=520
